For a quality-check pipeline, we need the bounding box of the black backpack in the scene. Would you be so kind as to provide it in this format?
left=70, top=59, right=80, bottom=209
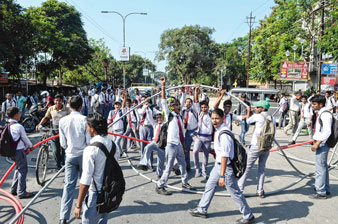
left=0, top=122, right=21, bottom=157
left=318, top=111, right=338, bottom=148
left=90, top=141, right=125, bottom=213
left=157, top=113, right=174, bottom=150
left=218, top=130, right=247, bottom=178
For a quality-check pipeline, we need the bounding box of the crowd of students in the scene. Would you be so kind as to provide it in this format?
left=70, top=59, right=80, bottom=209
left=3, top=81, right=335, bottom=224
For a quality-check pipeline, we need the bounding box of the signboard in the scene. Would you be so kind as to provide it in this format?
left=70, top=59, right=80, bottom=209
left=321, top=77, right=337, bottom=85
left=0, top=73, right=9, bottom=84
left=119, top=47, right=130, bottom=61
left=321, top=63, right=338, bottom=75
left=143, top=69, right=149, bottom=76
left=280, top=61, right=309, bottom=81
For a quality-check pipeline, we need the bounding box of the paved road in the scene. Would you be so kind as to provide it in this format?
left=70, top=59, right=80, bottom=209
left=1, top=125, right=338, bottom=224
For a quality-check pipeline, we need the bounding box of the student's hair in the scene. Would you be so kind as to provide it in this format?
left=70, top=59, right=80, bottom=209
left=223, top=99, right=232, bottom=107
left=69, top=95, right=83, bottom=111
left=170, top=99, right=180, bottom=107
left=102, top=88, right=106, bottom=92
left=7, top=106, right=20, bottom=119
left=310, top=94, right=326, bottom=106
left=126, top=99, right=132, bottom=103
left=133, top=99, right=138, bottom=104
left=96, top=88, right=100, bottom=94
left=114, top=101, right=121, bottom=106
left=212, top=108, right=224, bottom=118
left=200, top=100, right=209, bottom=107
left=54, top=94, right=63, bottom=100
left=301, top=95, right=308, bottom=100
left=185, top=98, right=193, bottom=104
left=86, top=113, right=107, bottom=136
left=107, top=89, right=111, bottom=93
left=280, top=92, right=285, bottom=97
left=326, top=91, right=331, bottom=95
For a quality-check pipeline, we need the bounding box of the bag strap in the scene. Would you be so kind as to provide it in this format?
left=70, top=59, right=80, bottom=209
left=318, top=110, right=333, bottom=132
left=8, top=121, right=21, bottom=143
left=89, top=141, right=116, bottom=192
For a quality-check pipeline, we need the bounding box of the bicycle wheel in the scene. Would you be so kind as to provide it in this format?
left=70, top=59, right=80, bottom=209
left=36, top=145, right=49, bottom=186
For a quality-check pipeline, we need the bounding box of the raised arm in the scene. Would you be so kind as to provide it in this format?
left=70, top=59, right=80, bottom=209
left=180, top=85, right=186, bottom=107
left=160, top=77, right=170, bottom=120
left=194, top=84, right=200, bottom=103
left=213, top=89, right=226, bottom=109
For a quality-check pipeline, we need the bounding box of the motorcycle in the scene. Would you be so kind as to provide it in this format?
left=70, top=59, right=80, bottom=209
left=22, top=104, right=47, bottom=133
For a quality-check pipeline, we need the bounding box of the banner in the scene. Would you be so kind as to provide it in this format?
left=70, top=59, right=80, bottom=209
left=119, top=47, right=130, bottom=61
left=321, top=63, right=337, bottom=75
left=321, top=77, right=337, bottom=85
left=280, top=61, right=309, bottom=81
left=0, top=73, right=9, bottom=84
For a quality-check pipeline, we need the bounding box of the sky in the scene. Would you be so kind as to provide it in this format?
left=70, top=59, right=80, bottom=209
left=17, top=0, right=276, bottom=72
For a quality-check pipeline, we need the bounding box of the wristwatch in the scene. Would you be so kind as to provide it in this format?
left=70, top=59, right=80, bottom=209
left=76, top=204, right=82, bottom=209
left=220, top=175, right=225, bottom=179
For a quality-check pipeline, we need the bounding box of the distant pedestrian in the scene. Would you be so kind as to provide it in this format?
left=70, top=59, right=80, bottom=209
left=284, top=92, right=301, bottom=135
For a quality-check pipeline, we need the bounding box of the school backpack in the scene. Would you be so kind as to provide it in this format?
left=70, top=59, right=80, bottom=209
left=0, top=122, right=21, bottom=157
left=282, top=99, right=289, bottom=112
left=90, top=141, right=125, bottom=213
left=257, top=114, right=275, bottom=152
left=157, top=113, right=174, bottom=150
left=318, top=111, right=338, bottom=148
left=93, top=95, right=100, bottom=110
left=218, top=130, right=247, bottom=178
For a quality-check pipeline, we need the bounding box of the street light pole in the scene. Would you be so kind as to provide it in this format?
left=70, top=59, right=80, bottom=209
left=299, top=39, right=305, bottom=59
left=285, top=50, right=290, bottom=61
left=292, top=44, right=298, bottom=61
left=101, top=11, right=147, bottom=89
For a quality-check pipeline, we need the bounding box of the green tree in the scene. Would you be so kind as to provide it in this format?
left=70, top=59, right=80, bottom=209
left=26, top=0, right=92, bottom=85
left=157, top=25, right=217, bottom=85
left=0, top=0, right=34, bottom=77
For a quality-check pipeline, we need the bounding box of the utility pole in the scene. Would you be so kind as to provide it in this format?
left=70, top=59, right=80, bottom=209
left=317, top=0, right=325, bottom=91
left=246, top=12, right=255, bottom=88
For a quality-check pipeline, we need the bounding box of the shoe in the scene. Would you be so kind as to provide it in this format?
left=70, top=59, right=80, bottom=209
left=156, top=186, right=172, bottom=195
left=309, top=193, right=327, bottom=200
left=236, top=216, right=255, bottom=224
left=288, top=141, right=296, bottom=146
left=59, top=220, right=67, bottom=224
left=173, top=168, right=181, bottom=175
left=182, top=183, right=194, bottom=190
left=202, top=172, right=209, bottom=180
left=151, top=166, right=156, bottom=172
left=18, top=192, right=35, bottom=199
left=137, top=164, right=148, bottom=171
left=186, top=166, right=191, bottom=172
left=313, top=187, right=330, bottom=195
left=156, top=175, right=162, bottom=180
left=188, top=208, right=208, bottom=218
left=256, top=191, right=265, bottom=198
left=11, top=191, right=17, bottom=196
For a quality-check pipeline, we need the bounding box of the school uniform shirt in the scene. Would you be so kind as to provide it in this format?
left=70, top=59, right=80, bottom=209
left=137, top=105, right=158, bottom=126
left=325, top=96, right=335, bottom=110
left=2, top=99, right=17, bottom=113
left=313, top=108, right=333, bottom=146
left=59, top=111, right=91, bottom=158
left=161, top=99, right=185, bottom=146
left=213, top=123, right=234, bottom=164
left=180, top=93, right=199, bottom=131
left=99, top=92, right=106, bottom=105
left=300, top=102, right=313, bottom=119
left=80, top=135, right=120, bottom=192
left=107, top=93, right=115, bottom=104
left=289, top=95, right=300, bottom=112
left=152, top=123, right=163, bottom=142
left=279, top=97, right=287, bottom=112
left=246, top=111, right=276, bottom=150
left=223, top=113, right=242, bottom=130
left=8, top=119, right=32, bottom=150
left=90, top=94, right=99, bottom=108
left=108, top=109, right=124, bottom=131
left=123, top=107, right=138, bottom=124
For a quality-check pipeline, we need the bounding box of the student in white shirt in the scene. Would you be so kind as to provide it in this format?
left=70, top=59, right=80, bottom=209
left=59, top=96, right=91, bottom=224
left=290, top=95, right=314, bottom=145
left=277, top=93, right=288, bottom=129
left=1, top=93, right=17, bottom=121
left=99, top=88, right=108, bottom=117
left=192, top=84, right=213, bottom=179
left=181, top=86, right=199, bottom=172
left=310, top=94, right=332, bottom=199
left=238, top=100, right=276, bottom=198
left=284, top=92, right=301, bottom=135
left=122, top=95, right=139, bottom=151
left=156, top=77, right=193, bottom=195
left=138, top=113, right=166, bottom=178
left=81, top=92, right=90, bottom=116
left=74, top=113, right=119, bottom=223
left=325, top=91, right=335, bottom=111
left=7, top=107, right=34, bottom=199
left=189, top=108, right=255, bottom=224
left=90, top=88, right=100, bottom=114
left=107, top=101, right=124, bottom=154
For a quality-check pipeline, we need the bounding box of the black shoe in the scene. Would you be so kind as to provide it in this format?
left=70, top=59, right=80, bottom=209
left=236, top=216, right=255, bottom=224
left=288, top=141, right=296, bottom=146
left=156, top=187, right=172, bottom=195
left=11, top=190, right=17, bottom=196
left=182, top=183, right=194, bottom=190
left=59, top=220, right=67, bottom=224
left=151, top=166, right=156, bottom=172
left=18, top=192, right=35, bottom=199
left=256, top=191, right=265, bottom=198
left=309, top=193, right=327, bottom=200
left=186, top=166, right=191, bottom=172
left=326, top=192, right=331, bottom=196
left=173, top=168, right=181, bottom=175
left=137, top=164, right=148, bottom=171
left=156, top=175, right=162, bottom=180
left=188, top=208, right=208, bottom=218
